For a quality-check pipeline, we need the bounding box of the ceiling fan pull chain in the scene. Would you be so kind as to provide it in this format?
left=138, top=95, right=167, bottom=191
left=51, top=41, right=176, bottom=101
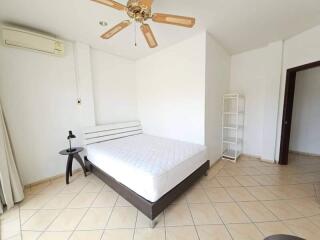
left=134, top=21, right=137, bottom=47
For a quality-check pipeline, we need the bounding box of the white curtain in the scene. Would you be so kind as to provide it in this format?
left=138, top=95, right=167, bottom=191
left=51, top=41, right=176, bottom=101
left=0, top=103, right=24, bottom=214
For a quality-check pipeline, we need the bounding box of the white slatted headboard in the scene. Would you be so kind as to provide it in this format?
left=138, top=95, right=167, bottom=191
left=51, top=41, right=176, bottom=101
left=83, top=121, right=143, bottom=145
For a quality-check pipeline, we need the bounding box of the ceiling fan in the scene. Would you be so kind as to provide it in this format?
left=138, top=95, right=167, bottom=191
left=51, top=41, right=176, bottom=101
left=92, top=0, right=196, bottom=48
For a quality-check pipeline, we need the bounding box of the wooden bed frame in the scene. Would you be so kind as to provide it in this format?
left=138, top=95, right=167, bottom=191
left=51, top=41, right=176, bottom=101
left=82, top=121, right=210, bottom=225
left=85, top=157, right=209, bottom=222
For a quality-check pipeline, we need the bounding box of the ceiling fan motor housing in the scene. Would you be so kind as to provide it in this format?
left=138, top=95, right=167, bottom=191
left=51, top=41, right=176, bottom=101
left=127, top=0, right=152, bottom=22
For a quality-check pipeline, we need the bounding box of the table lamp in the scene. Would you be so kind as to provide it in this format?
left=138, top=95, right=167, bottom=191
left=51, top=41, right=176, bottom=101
left=67, top=130, right=76, bottom=152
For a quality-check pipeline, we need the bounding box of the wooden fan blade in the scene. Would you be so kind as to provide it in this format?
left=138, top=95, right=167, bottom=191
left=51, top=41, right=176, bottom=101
left=91, top=0, right=126, bottom=11
left=140, top=24, right=158, bottom=48
left=152, top=13, right=195, bottom=28
left=101, top=20, right=131, bottom=39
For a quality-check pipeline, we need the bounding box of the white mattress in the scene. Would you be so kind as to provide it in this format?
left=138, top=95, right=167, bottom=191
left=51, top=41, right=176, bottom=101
left=86, top=134, right=207, bottom=202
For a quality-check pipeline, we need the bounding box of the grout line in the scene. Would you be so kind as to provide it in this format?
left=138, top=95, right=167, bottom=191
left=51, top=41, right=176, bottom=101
left=185, top=199, right=201, bottom=240
left=35, top=174, right=91, bottom=240
left=131, top=206, right=139, bottom=240
left=99, top=193, right=120, bottom=240
left=202, top=181, right=234, bottom=240
left=66, top=179, right=107, bottom=240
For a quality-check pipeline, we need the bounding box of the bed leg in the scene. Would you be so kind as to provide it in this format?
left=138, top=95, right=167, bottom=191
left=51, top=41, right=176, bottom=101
left=204, top=171, right=208, bottom=176
left=150, top=219, right=157, bottom=229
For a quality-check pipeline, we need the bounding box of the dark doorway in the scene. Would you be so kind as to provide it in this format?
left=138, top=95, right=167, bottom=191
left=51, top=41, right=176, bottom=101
left=279, top=60, right=320, bottom=165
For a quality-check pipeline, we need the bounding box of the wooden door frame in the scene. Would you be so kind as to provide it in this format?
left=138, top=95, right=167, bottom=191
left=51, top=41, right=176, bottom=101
left=279, top=60, right=320, bottom=165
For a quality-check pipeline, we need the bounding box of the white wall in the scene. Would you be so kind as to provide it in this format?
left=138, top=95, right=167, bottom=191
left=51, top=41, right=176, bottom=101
left=205, top=33, right=230, bottom=164
left=136, top=33, right=207, bottom=144
left=0, top=42, right=95, bottom=184
left=276, top=25, right=320, bottom=160
left=230, top=42, right=283, bottom=161
left=289, top=67, right=320, bottom=155
left=91, top=49, right=138, bottom=124
left=230, top=48, right=267, bottom=157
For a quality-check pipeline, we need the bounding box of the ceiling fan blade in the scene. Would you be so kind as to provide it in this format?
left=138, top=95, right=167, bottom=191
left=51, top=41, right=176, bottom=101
left=91, top=0, right=126, bottom=11
left=140, top=24, right=158, bottom=48
left=152, top=13, right=195, bottom=28
left=101, top=20, right=131, bottom=39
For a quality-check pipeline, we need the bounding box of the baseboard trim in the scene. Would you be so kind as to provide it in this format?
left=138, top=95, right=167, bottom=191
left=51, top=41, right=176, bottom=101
left=240, top=154, right=276, bottom=164
left=24, top=168, right=81, bottom=189
left=289, top=150, right=320, bottom=157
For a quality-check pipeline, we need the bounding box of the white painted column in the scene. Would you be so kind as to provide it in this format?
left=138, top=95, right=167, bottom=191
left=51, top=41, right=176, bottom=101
left=261, top=41, right=283, bottom=162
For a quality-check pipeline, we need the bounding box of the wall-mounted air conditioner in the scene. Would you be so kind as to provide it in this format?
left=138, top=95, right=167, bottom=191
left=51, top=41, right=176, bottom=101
left=1, top=26, right=64, bottom=56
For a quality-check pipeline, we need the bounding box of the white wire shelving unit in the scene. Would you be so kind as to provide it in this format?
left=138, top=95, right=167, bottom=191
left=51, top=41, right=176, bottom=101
left=222, top=93, right=245, bottom=162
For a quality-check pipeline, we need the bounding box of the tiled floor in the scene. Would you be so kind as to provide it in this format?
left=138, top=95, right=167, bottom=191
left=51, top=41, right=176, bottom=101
left=1, top=153, right=320, bottom=240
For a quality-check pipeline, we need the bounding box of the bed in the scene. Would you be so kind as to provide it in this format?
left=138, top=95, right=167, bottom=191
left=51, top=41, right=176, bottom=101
left=83, top=121, right=209, bottom=226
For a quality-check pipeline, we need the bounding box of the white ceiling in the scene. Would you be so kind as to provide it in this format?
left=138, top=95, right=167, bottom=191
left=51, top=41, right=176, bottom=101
left=1, top=0, right=320, bottom=60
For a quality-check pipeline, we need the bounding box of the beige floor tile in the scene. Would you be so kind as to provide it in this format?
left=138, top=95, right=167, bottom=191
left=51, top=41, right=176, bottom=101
left=47, top=208, right=87, bottom=231
left=308, top=214, right=320, bottom=228
left=200, top=178, right=222, bottom=188
left=6, top=234, right=22, bottom=240
left=239, top=201, right=277, bottom=222
left=27, top=182, right=51, bottom=195
left=0, top=207, right=20, bottom=224
left=60, top=180, right=88, bottom=194
left=189, top=204, right=222, bottom=225
left=287, top=198, right=320, bottom=217
left=196, top=225, right=232, bottom=240
left=19, top=210, right=37, bottom=225
left=216, top=176, right=241, bottom=187
left=166, top=226, right=198, bottom=240
left=92, top=191, right=118, bottom=207
left=170, top=194, right=187, bottom=205
left=69, top=230, right=103, bottom=240
left=186, top=188, right=210, bottom=204
left=216, top=169, right=231, bottom=177
left=107, top=207, right=137, bottom=229
left=256, top=221, right=293, bottom=237
left=134, top=228, right=165, bottom=240
left=81, top=181, right=104, bottom=193
left=246, top=186, right=278, bottom=201
left=38, top=231, right=72, bottom=240
left=102, top=184, right=116, bottom=192
left=0, top=218, right=21, bottom=239
left=21, top=231, right=42, bottom=240
left=215, top=203, right=250, bottom=224
left=77, top=208, right=112, bottom=230
left=227, top=223, right=263, bottom=240
left=116, top=196, right=133, bottom=207
left=101, top=229, right=134, bottom=240
left=20, top=195, right=51, bottom=210
left=136, top=211, right=164, bottom=228
left=164, top=204, right=194, bottom=226
left=262, top=200, right=303, bottom=220
left=205, top=188, right=233, bottom=203
left=22, top=210, right=60, bottom=231
left=67, top=192, right=98, bottom=208
left=226, top=187, right=256, bottom=201
left=234, top=176, right=260, bottom=187
left=284, top=218, right=320, bottom=240
left=42, top=193, right=76, bottom=209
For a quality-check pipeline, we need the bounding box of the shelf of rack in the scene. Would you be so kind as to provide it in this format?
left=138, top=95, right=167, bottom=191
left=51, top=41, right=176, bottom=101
left=222, top=149, right=241, bottom=160
left=221, top=94, right=245, bottom=162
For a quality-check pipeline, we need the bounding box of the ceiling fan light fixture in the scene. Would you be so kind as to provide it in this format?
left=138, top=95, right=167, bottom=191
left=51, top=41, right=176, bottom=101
left=92, top=0, right=195, bottom=48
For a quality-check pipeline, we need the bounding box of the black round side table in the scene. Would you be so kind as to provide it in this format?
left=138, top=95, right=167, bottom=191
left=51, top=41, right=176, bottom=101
left=59, top=147, right=87, bottom=184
